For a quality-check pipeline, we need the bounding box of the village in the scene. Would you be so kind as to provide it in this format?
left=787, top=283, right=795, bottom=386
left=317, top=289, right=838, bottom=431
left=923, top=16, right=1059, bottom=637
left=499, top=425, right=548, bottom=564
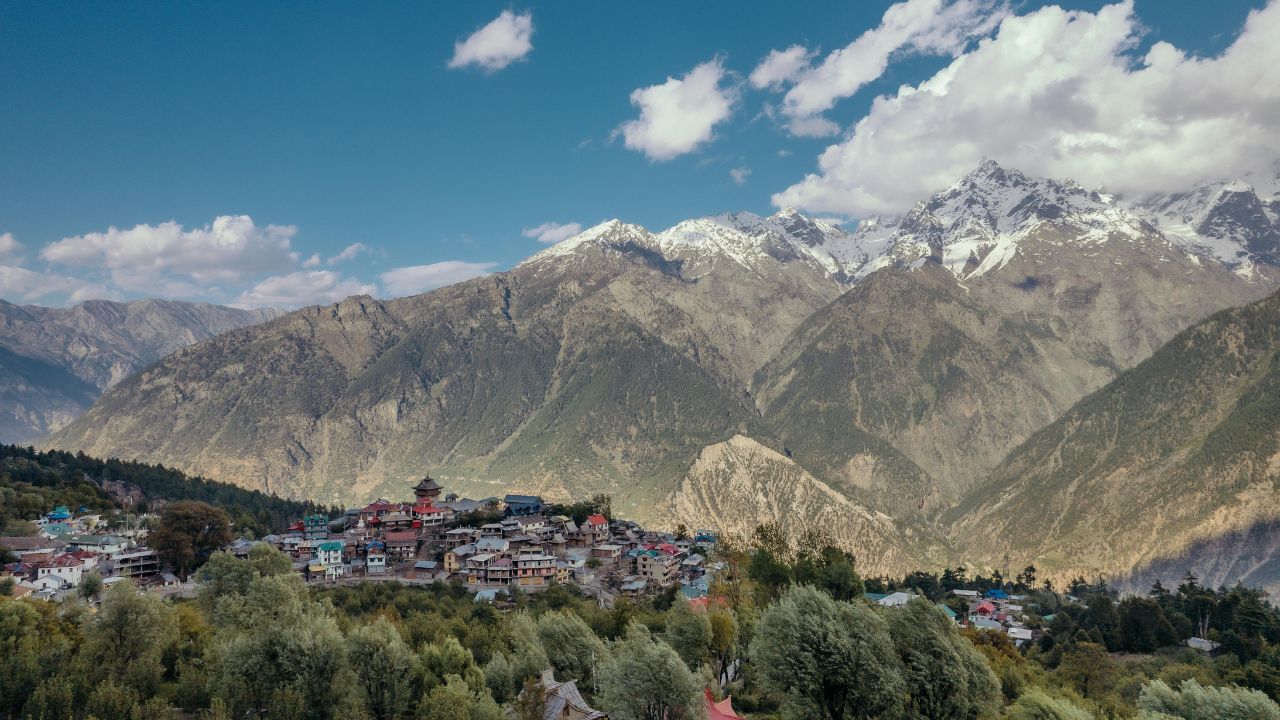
left=2, top=474, right=1092, bottom=652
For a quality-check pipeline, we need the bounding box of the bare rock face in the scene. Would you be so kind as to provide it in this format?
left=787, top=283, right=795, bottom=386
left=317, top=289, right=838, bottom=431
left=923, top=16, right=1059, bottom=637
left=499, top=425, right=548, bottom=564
left=0, top=298, right=282, bottom=441
left=667, top=435, right=943, bottom=576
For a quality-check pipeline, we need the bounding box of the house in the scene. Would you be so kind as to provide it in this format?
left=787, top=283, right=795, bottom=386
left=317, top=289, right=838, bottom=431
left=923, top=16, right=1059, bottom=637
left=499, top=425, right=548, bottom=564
left=0, top=536, right=67, bottom=561
left=1007, top=627, right=1033, bottom=646
left=533, top=670, right=607, bottom=720
left=952, top=589, right=980, bottom=599
left=32, top=554, right=85, bottom=586
left=936, top=604, right=959, bottom=623
left=111, top=548, right=160, bottom=580
left=384, top=531, right=419, bottom=561
left=705, top=688, right=743, bottom=720
left=314, top=541, right=346, bottom=580
left=503, top=495, right=544, bottom=517
left=619, top=577, right=648, bottom=597
left=514, top=550, right=557, bottom=588
left=64, top=534, right=128, bottom=555
left=591, top=544, right=623, bottom=563
left=365, top=540, right=387, bottom=575
left=446, top=544, right=477, bottom=574
left=877, top=591, right=915, bottom=608
left=636, top=550, right=680, bottom=586
left=303, top=515, right=330, bottom=540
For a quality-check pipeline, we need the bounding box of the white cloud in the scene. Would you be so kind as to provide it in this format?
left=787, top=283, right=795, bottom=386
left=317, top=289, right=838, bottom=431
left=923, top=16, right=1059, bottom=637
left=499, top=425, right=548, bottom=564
left=327, top=242, right=367, bottom=265
left=730, top=166, right=752, bottom=185
left=0, top=233, right=22, bottom=261
left=776, top=0, right=1280, bottom=215
left=0, top=265, right=84, bottom=302
left=234, top=271, right=377, bottom=308
left=749, top=45, right=816, bottom=90
left=522, top=222, right=583, bottom=244
left=449, top=10, right=534, bottom=72
left=757, top=0, right=1007, bottom=137
left=41, top=215, right=298, bottom=293
left=302, top=253, right=322, bottom=268
left=616, top=58, right=739, bottom=161
left=379, top=261, right=498, bottom=297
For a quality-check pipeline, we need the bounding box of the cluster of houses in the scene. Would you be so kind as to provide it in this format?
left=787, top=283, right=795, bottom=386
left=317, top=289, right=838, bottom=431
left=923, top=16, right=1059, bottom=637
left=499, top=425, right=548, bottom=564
left=1, top=505, right=169, bottom=601
left=245, top=477, right=719, bottom=603
left=866, top=586, right=1038, bottom=645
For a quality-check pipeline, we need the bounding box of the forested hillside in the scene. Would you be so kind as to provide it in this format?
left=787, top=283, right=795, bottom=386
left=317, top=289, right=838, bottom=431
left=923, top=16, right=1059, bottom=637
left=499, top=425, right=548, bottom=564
left=0, top=445, right=329, bottom=538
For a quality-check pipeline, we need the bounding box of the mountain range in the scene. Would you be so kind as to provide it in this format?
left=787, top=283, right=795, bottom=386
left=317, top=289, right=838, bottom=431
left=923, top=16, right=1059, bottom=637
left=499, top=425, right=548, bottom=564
left=40, top=160, right=1280, bottom=586
left=0, top=299, right=282, bottom=442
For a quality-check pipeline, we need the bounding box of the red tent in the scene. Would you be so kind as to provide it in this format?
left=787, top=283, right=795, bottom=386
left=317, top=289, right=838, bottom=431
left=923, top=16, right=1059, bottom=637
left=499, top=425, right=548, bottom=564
left=705, top=689, right=742, bottom=720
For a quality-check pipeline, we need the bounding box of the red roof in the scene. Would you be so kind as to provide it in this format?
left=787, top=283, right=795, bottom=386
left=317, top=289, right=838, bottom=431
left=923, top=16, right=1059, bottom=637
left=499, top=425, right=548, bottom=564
left=704, top=689, right=742, bottom=720
left=413, top=503, right=443, bottom=514
left=975, top=600, right=996, bottom=614
left=384, top=531, right=418, bottom=543
left=657, top=543, right=680, bottom=555
left=586, top=514, right=607, bottom=526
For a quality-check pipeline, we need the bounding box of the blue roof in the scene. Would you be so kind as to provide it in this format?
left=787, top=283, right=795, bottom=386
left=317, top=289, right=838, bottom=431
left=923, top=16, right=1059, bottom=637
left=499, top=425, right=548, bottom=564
left=865, top=592, right=889, bottom=602
left=985, top=589, right=1009, bottom=599
left=503, top=494, right=542, bottom=504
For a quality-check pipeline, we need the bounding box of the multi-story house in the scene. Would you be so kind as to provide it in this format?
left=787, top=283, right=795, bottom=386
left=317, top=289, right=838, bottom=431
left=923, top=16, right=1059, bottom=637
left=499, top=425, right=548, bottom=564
left=514, top=549, right=556, bottom=589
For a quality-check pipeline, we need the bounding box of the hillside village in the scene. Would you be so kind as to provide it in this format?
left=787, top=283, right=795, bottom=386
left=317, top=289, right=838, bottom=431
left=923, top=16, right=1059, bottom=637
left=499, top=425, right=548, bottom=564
left=2, top=473, right=1106, bottom=653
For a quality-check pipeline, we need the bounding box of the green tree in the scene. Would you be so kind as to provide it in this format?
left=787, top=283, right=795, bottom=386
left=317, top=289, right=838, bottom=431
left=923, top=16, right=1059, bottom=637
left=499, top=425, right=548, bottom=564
left=708, top=609, right=737, bottom=685
left=598, top=623, right=702, bottom=720
left=149, top=501, right=232, bottom=579
left=420, top=636, right=485, bottom=694
left=348, top=618, right=416, bottom=720
left=79, top=580, right=178, bottom=695
left=417, top=674, right=501, bottom=720
left=1006, top=690, right=1094, bottom=720
left=751, top=585, right=905, bottom=720
left=1053, top=642, right=1116, bottom=700
left=536, top=610, right=607, bottom=686
left=484, top=652, right=515, bottom=704
left=0, top=599, right=46, bottom=716
left=1138, top=679, right=1280, bottom=720
left=1119, top=596, right=1177, bottom=652
left=247, top=543, right=294, bottom=577
left=213, top=573, right=349, bottom=720
left=506, top=613, right=551, bottom=688
left=885, top=599, right=1000, bottom=720
left=194, top=551, right=256, bottom=612
left=665, top=599, right=713, bottom=670
left=78, top=570, right=103, bottom=601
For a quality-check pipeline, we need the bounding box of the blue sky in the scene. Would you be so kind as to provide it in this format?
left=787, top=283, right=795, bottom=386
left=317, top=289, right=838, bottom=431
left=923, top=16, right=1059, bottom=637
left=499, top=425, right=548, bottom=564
left=0, top=0, right=1275, bottom=307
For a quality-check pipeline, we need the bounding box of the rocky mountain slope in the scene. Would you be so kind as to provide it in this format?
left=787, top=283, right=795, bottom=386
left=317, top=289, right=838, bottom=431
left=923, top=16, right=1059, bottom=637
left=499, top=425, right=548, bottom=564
left=948, top=288, right=1280, bottom=596
left=0, top=299, right=282, bottom=441
left=754, top=161, right=1276, bottom=499
left=43, top=162, right=1280, bottom=576
left=666, top=434, right=944, bottom=576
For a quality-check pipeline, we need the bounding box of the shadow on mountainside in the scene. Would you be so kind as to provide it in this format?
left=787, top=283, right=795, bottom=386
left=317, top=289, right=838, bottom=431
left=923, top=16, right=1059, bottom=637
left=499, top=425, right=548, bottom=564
left=1114, top=517, right=1280, bottom=597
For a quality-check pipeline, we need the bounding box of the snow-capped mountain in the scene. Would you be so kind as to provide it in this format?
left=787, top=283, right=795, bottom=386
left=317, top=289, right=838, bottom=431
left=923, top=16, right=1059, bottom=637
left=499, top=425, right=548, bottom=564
left=525, top=160, right=1278, bottom=288
left=521, top=207, right=878, bottom=282
left=1131, top=173, right=1280, bottom=274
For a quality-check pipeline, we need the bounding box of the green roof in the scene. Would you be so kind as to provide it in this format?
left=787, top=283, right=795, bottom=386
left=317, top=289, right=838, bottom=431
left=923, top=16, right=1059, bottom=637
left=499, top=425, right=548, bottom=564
left=936, top=603, right=957, bottom=618
left=316, top=541, right=343, bottom=552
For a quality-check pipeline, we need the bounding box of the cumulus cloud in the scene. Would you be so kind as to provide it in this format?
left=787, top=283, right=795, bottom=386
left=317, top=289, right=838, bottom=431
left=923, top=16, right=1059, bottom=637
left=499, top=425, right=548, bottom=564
left=757, top=0, right=1007, bottom=136
left=616, top=58, right=739, bottom=161
left=775, top=0, right=1280, bottom=215
left=522, top=222, right=583, bottom=244
left=0, top=265, right=86, bottom=303
left=327, top=243, right=367, bottom=265
left=379, top=261, right=498, bottom=297
left=234, top=270, right=377, bottom=308
left=730, top=166, right=752, bottom=185
left=0, top=233, right=22, bottom=260
left=40, top=215, right=298, bottom=293
left=749, top=45, right=816, bottom=90
left=449, top=10, right=534, bottom=72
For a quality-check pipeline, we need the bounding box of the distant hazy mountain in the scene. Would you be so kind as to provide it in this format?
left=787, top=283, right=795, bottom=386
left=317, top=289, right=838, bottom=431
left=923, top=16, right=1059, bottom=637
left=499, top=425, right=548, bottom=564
left=0, top=299, right=282, bottom=441
left=948, top=288, right=1280, bottom=596
left=43, top=162, right=1280, bottom=585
